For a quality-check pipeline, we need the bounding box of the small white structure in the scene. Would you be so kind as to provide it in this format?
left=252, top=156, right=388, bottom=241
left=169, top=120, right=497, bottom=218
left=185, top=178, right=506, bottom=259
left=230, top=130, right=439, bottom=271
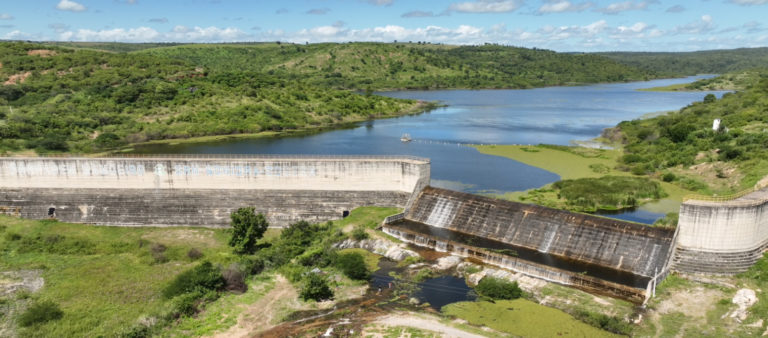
left=713, top=119, right=721, bottom=131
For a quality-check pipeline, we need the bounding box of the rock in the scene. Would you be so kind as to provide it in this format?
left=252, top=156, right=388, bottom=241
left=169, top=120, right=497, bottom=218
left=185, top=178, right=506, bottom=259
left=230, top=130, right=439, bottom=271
left=730, top=288, right=758, bottom=322
left=433, top=256, right=463, bottom=270
left=334, top=238, right=418, bottom=261
left=409, top=297, right=421, bottom=305
left=747, top=319, right=763, bottom=328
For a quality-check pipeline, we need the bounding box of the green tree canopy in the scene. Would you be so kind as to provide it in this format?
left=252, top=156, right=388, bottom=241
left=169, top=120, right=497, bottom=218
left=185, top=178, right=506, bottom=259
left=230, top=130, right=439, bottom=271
left=228, top=207, right=269, bottom=255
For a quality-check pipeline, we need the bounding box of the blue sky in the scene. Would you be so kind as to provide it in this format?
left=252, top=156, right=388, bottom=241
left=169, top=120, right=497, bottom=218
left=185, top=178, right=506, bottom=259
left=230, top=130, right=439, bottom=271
left=1, top=0, right=767, bottom=51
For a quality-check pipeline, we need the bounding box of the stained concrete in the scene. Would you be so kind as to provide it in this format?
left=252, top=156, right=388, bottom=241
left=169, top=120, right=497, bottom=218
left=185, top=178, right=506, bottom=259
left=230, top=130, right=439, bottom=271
left=673, top=187, right=768, bottom=275
left=0, top=156, right=430, bottom=227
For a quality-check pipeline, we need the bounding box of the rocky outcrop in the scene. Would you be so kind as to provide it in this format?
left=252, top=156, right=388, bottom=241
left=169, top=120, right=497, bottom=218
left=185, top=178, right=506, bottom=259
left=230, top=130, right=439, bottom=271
left=334, top=238, right=418, bottom=261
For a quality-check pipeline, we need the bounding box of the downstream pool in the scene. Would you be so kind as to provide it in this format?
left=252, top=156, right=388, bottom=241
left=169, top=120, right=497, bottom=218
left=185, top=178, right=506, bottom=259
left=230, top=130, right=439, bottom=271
left=135, top=76, right=728, bottom=224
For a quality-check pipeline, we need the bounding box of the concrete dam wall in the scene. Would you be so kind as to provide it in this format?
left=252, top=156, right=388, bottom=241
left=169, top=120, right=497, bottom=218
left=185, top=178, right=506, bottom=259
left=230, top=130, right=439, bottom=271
left=0, top=155, right=430, bottom=227
left=383, top=187, right=677, bottom=302
left=673, top=188, right=768, bottom=275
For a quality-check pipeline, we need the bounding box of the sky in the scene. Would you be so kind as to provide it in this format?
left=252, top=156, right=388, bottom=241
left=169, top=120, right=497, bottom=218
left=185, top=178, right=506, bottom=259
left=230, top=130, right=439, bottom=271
left=1, top=0, right=767, bottom=52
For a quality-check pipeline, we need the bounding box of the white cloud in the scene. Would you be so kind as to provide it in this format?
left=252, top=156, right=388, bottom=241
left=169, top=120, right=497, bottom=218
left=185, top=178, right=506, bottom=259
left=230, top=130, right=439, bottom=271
left=728, top=0, right=768, bottom=5
left=56, top=0, right=87, bottom=12
left=672, top=14, right=715, bottom=35
left=0, top=13, right=13, bottom=20
left=57, top=26, right=250, bottom=43
left=595, top=1, right=652, bottom=14
left=449, top=0, right=523, bottom=13
left=537, top=1, right=594, bottom=14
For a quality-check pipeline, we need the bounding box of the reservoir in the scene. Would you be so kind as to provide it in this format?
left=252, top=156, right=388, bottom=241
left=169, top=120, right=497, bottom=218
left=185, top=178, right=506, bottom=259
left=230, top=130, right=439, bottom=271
left=135, top=76, right=728, bottom=224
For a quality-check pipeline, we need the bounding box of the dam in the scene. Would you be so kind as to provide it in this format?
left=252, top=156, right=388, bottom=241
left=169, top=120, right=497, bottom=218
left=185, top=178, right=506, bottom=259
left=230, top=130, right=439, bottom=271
left=4, top=154, right=763, bottom=302
left=0, top=155, right=430, bottom=227
left=382, top=187, right=676, bottom=302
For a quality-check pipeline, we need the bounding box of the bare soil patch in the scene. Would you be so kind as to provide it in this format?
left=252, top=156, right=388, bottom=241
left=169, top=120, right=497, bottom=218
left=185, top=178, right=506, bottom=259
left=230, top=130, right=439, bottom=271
left=27, top=49, right=57, bottom=57
left=3, top=72, right=31, bottom=85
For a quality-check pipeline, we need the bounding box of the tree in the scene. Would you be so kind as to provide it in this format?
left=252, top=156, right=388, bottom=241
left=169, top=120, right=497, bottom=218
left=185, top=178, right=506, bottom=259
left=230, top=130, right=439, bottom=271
left=475, top=277, right=523, bottom=300
left=228, top=207, right=269, bottom=255
left=336, top=252, right=370, bottom=280
left=300, top=273, right=334, bottom=301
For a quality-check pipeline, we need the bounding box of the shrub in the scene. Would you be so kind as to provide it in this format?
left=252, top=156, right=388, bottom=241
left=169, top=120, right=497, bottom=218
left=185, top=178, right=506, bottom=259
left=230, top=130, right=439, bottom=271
left=222, top=263, right=247, bottom=293
left=229, top=207, right=269, bottom=255
left=475, top=277, right=523, bottom=300
left=335, top=252, right=370, bottom=280
left=18, top=300, right=64, bottom=327
left=350, top=225, right=369, bottom=241
left=187, top=248, right=203, bottom=260
left=150, top=243, right=168, bottom=263
left=5, top=232, right=21, bottom=241
left=240, top=256, right=265, bottom=275
left=300, top=273, right=334, bottom=302
left=662, top=172, right=676, bottom=182
left=573, top=310, right=632, bottom=335
left=163, top=261, right=225, bottom=299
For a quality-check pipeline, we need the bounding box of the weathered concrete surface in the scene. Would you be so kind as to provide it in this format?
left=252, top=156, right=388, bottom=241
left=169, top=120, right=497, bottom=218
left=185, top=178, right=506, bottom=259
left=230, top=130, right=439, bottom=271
left=0, top=156, right=430, bottom=227
left=673, top=187, right=768, bottom=275
left=404, top=187, right=675, bottom=277
left=383, top=186, right=677, bottom=302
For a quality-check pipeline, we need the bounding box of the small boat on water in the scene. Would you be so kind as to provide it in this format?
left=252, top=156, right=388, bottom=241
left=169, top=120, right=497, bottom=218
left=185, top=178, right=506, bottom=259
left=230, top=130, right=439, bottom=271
left=400, top=133, right=412, bottom=142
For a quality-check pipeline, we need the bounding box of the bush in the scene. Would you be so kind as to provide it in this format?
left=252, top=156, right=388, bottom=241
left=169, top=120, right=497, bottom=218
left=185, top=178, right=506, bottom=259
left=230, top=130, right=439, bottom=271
left=350, top=225, right=369, bottom=241
left=229, top=207, right=269, bottom=255
left=222, top=263, right=247, bottom=293
left=335, top=252, right=370, bottom=280
left=18, top=300, right=64, bottom=327
left=240, top=256, right=265, bottom=275
left=573, top=310, right=632, bottom=335
left=163, top=261, right=225, bottom=299
left=187, top=248, right=203, bottom=260
left=662, top=172, right=676, bottom=182
left=150, top=243, right=167, bottom=263
left=475, top=277, right=522, bottom=300
left=300, top=273, right=334, bottom=301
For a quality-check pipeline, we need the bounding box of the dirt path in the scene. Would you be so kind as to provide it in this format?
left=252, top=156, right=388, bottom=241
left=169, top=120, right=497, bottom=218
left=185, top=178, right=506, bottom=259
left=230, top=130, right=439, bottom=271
left=211, top=275, right=297, bottom=338
left=369, top=313, right=487, bottom=338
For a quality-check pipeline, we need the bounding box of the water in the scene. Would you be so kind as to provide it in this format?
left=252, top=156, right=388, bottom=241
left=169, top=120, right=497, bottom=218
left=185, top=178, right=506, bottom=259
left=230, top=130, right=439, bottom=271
left=134, top=76, right=728, bottom=223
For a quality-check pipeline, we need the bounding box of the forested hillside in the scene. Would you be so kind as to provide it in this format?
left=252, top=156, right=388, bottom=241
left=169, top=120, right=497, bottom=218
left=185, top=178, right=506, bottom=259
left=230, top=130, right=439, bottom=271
left=607, top=70, right=768, bottom=194
left=597, top=48, right=768, bottom=76
left=139, top=42, right=658, bottom=90
left=0, top=42, right=430, bottom=153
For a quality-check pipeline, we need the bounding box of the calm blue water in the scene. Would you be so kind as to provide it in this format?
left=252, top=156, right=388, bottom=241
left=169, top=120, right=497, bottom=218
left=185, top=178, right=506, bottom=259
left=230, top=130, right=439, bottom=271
left=135, top=76, right=728, bottom=223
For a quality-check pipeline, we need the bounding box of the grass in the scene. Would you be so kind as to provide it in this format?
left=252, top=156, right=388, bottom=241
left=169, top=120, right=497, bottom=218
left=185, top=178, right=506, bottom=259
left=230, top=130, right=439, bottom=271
left=0, top=216, right=234, bottom=337
left=473, top=144, right=694, bottom=215
left=637, top=83, right=690, bottom=92
left=442, top=299, right=618, bottom=338
left=337, top=248, right=381, bottom=272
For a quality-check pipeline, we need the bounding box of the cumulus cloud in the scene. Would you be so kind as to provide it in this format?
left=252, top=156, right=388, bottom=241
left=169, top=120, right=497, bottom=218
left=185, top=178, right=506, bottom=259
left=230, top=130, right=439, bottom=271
left=148, top=18, right=168, bottom=23
left=0, top=13, right=13, bottom=20
left=306, top=8, right=330, bottom=15
left=595, top=1, right=652, bottom=14
left=57, top=26, right=250, bottom=43
left=728, top=0, right=768, bottom=5
left=56, top=0, right=87, bottom=12
left=672, top=14, right=715, bottom=35
left=665, top=5, right=685, bottom=13
left=402, top=10, right=437, bottom=17
left=449, top=0, right=523, bottom=13
left=537, top=1, right=594, bottom=14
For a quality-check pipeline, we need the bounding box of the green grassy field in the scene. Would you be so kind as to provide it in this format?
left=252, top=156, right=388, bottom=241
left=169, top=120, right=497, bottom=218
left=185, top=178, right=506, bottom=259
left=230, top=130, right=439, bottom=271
left=473, top=144, right=690, bottom=214
left=442, top=299, right=618, bottom=338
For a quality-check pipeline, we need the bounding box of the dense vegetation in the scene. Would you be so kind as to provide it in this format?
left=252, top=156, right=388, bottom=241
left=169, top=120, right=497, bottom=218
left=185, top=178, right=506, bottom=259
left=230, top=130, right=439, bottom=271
left=598, top=48, right=768, bottom=75
left=608, top=70, right=768, bottom=194
left=0, top=41, right=430, bottom=153
left=552, top=176, right=666, bottom=212
left=475, top=276, right=523, bottom=300
left=139, top=42, right=657, bottom=90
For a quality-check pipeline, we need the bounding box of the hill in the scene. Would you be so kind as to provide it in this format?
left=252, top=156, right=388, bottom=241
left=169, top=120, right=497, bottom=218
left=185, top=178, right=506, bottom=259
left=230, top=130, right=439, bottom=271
left=606, top=70, right=768, bottom=194
left=137, top=42, right=658, bottom=90
left=0, top=41, right=432, bottom=154
left=597, top=48, right=768, bottom=76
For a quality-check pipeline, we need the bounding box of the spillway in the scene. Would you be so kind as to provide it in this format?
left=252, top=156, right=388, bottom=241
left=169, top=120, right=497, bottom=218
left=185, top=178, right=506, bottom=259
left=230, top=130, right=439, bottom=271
left=383, top=187, right=677, bottom=302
